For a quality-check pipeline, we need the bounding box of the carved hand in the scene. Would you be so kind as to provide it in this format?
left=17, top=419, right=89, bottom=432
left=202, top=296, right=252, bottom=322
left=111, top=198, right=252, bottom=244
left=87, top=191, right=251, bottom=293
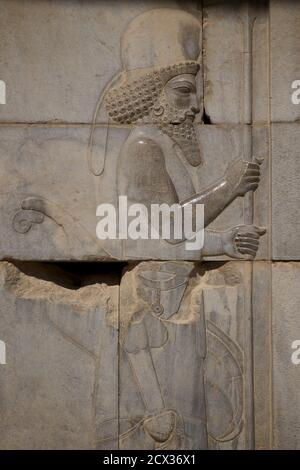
left=221, top=225, right=266, bottom=259
left=225, top=158, right=261, bottom=197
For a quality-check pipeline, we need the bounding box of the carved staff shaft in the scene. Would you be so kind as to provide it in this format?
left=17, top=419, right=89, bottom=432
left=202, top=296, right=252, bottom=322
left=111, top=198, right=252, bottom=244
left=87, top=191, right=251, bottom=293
left=242, top=0, right=256, bottom=450
left=243, top=2, right=254, bottom=225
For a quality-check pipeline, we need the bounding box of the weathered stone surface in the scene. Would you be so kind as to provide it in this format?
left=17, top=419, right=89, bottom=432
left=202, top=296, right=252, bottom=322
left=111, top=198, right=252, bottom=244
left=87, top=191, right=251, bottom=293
left=272, top=123, right=300, bottom=260
left=252, top=125, right=270, bottom=259
left=270, top=0, right=300, bottom=122
left=253, top=261, right=272, bottom=450
left=1, top=0, right=299, bottom=451
left=118, top=261, right=254, bottom=449
left=0, top=261, right=118, bottom=449
left=0, top=5, right=267, bottom=263
left=0, top=126, right=114, bottom=260
left=203, top=1, right=268, bottom=124
left=0, top=124, right=268, bottom=261
left=0, top=0, right=201, bottom=123
left=203, top=261, right=254, bottom=449
left=252, top=1, right=269, bottom=124
left=0, top=259, right=258, bottom=450
left=272, top=263, right=300, bottom=449
left=203, top=1, right=243, bottom=124
left=198, top=124, right=269, bottom=260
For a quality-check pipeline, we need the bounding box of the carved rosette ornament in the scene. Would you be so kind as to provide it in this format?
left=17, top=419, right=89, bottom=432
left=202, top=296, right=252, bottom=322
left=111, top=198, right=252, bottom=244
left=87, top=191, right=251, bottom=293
left=13, top=209, right=44, bottom=234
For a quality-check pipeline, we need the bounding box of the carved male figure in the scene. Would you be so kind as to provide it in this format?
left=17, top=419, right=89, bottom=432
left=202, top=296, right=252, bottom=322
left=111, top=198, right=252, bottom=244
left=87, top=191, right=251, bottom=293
left=105, top=8, right=265, bottom=259
left=103, top=8, right=265, bottom=449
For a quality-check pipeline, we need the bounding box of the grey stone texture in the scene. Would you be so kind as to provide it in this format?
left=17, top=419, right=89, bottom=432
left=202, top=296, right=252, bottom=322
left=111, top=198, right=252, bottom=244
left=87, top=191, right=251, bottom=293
left=252, top=261, right=272, bottom=450
left=0, top=0, right=201, bottom=124
left=203, top=0, right=269, bottom=124
left=271, top=123, right=300, bottom=260
left=118, top=261, right=254, bottom=450
left=270, top=0, right=300, bottom=123
left=0, top=124, right=269, bottom=261
left=0, top=126, right=111, bottom=260
left=0, top=260, right=254, bottom=449
left=0, top=0, right=300, bottom=451
left=272, top=263, right=300, bottom=450
left=0, top=261, right=119, bottom=449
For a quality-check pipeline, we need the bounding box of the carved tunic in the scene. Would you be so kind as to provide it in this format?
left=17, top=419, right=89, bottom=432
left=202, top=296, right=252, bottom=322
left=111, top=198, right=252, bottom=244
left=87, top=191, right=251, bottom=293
left=117, top=126, right=202, bottom=260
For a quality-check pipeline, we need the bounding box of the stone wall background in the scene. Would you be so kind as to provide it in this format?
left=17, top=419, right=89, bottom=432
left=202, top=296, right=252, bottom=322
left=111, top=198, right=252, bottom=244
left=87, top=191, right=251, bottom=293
left=0, top=0, right=300, bottom=449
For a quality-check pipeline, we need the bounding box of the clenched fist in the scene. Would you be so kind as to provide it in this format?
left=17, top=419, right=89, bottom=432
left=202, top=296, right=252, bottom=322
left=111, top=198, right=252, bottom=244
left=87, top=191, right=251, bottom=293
left=222, top=225, right=266, bottom=259
left=225, top=158, right=261, bottom=197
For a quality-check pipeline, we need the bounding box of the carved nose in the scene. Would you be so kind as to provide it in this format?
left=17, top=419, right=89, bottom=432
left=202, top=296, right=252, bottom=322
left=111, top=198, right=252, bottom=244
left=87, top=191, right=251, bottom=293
left=191, top=106, right=200, bottom=115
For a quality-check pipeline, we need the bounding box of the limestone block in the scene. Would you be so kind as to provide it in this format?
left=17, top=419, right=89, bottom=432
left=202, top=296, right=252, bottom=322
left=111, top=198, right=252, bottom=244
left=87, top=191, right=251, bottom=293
left=0, top=126, right=117, bottom=261
left=203, top=1, right=268, bottom=124
left=118, top=261, right=254, bottom=450
left=272, top=263, right=300, bottom=449
left=197, top=124, right=269, bottom=260
left=270, top=0, right=300, bottom=122
left=252, top=261, right=272, bottom=449
left=203, top=261, right=254, bottom=450
left=0, top=124, right=268, bottom=261
left=271, top=123, right=300, bottom=260
left=0, top=261, right=119, bottom=449
left=0, top=0, right=201, bottom=123
left=252, top=125, right=270, bottom=259
left=202, top=1, right=243, bottom=124
left=0, top=259, right=259, bottom=450
left=252, top=1, right=269, bottom=124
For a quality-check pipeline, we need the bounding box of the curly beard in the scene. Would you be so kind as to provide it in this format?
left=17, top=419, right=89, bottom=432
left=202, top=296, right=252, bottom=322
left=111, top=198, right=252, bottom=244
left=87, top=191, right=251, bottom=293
left=157, top=119, right=201, bottom=167
left=149, top=94, right=201, bottom=167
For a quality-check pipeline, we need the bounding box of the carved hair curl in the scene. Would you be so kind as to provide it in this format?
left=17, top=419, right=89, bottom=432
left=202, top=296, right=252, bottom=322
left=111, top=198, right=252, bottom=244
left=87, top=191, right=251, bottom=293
left=105, top=62, right=199, bottom=125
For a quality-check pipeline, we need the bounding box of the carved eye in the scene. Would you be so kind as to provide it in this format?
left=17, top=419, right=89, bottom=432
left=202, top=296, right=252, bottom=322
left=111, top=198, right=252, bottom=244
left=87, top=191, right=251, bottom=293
left=174, top=86, right=192, bottom=95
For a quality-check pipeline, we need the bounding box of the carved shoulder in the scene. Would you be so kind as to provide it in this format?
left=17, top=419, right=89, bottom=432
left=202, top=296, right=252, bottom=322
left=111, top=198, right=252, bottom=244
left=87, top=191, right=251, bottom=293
left=117, top=133, right=178, bottom=205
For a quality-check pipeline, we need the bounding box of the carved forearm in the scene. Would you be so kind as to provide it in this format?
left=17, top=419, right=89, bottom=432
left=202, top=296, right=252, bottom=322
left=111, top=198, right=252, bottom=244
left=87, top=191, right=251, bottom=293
left=180, top=177, right=235, bottom=228
left=165, top=224, right=225, bottom=256
left=164, top=177, right=235, bottom=246
left=201, top=229, right=224, bottom=256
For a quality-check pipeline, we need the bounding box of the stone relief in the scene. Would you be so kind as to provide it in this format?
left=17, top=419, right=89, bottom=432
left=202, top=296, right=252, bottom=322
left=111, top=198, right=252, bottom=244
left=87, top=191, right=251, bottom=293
left=0, top=0, right=299, bottom=452
left=5, top=1, right=295, bottom=452
left=6, top=9, right=266, bottom=262
left=98, top=8, right=266, bottom=260
left=118, top=262, right=204, bottom=450
left=95, top=261, right=248, bottom=450
left=90, top=8, right=263, bottom=449
left=12, top=196, right=108, bottom=258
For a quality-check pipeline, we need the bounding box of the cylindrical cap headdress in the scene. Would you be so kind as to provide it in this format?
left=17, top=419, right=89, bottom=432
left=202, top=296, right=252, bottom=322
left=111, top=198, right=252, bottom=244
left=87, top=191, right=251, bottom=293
left=89, top=9, right=201, bottom=174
